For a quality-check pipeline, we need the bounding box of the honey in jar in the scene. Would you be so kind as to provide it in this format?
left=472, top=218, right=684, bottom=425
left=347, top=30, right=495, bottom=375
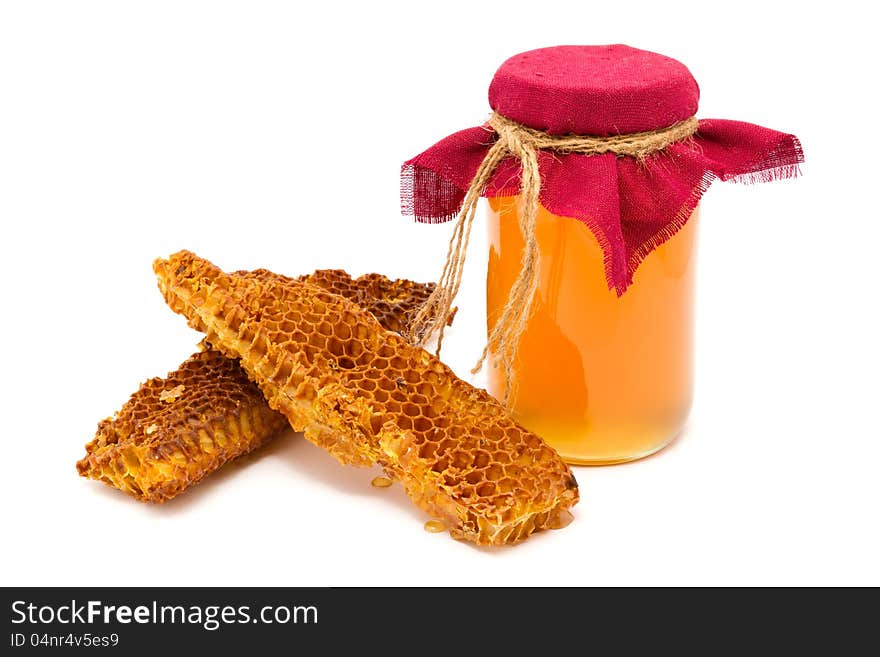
left=487, top=198, right=698, bottom=463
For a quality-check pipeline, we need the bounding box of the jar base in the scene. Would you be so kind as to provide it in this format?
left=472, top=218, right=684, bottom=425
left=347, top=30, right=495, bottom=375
left=557, top=432, right=679, bottom=466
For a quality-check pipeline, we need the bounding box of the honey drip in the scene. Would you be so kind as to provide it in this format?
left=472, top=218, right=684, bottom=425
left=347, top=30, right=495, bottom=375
left=371, top=476, right=393, bottom=488
left=423, top=520, right=446, bottom=533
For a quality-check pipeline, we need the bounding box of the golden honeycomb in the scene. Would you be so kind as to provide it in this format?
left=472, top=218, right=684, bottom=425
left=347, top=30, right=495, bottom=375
left=155, top=251, right=579, bottom=545
left=77, top=348, right=286, bottom=503
left=78, top=268, right=440, bottom=503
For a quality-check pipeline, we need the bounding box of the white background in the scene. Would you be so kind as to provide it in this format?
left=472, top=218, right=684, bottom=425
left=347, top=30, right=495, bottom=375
left=1, top=0, right=877, bottom=586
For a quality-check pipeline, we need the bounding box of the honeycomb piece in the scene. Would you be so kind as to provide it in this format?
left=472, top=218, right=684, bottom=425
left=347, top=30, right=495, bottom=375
left=225, top=268, right=452, bottom=337
left=78, top=269, right=441, bottom=503
left=76, top=349, right=286, bottom=503
left=154, top=251, right=579, bottom=545
left=297, top=269, right=454, bottom=336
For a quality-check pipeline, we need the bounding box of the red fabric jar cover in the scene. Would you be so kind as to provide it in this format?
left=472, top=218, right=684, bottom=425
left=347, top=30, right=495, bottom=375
left=401, top=45, right=804, bottom=294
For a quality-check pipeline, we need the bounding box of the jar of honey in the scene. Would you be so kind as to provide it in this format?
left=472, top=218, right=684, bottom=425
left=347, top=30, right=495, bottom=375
left=402, top=45, right=802, bottom=465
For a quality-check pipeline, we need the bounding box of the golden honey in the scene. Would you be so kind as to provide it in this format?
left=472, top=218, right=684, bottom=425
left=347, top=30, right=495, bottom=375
left=423, top=520, right=446, bottom=533
left=487, top=196, right=698, bottom=465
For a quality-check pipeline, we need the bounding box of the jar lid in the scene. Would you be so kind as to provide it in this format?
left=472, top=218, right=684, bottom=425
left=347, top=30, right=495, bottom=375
left=403, top=44, right=802, bottom=296
left=488, top=44, right=699, bottom=136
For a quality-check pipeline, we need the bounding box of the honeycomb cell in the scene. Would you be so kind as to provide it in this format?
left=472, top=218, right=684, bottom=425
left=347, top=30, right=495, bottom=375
left=486, top=464, right=505, bottom=480
left=340, top=341, right=358, bottom=359
left=526, top=435, right=543, bottom=450
left=464, top=470, right=482, bottom=485
left=451, top=450, right=470, bottom=470
left=485, top=426, right=504, bottom=441
left=473, top=450, right=491, bottom=468
left=412, top=417, right=432, bottom=433
left=476, top=482, right=496, bottom=497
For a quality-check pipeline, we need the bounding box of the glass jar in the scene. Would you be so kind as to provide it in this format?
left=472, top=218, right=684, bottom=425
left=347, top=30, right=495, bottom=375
left=486, top=196, right=698, bottom=465
left=401, top=44, right=802, bottom=466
